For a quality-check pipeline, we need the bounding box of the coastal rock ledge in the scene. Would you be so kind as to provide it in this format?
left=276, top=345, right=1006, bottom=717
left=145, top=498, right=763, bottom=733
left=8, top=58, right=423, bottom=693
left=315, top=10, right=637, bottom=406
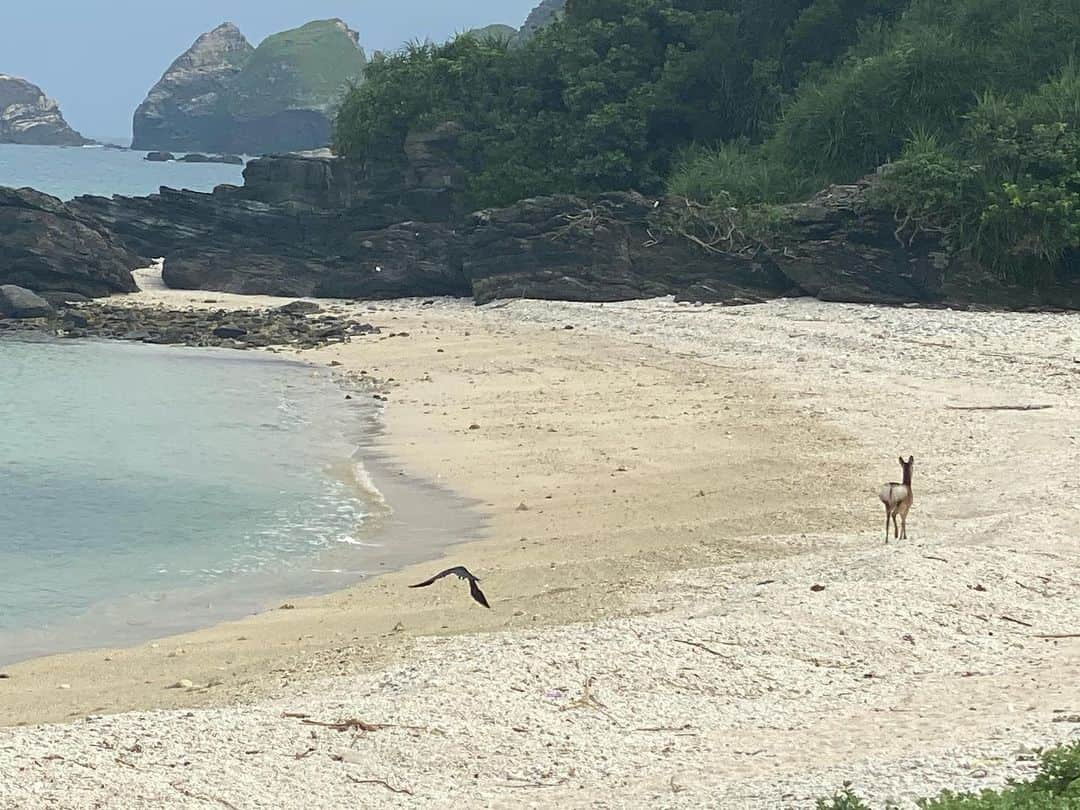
left=4, top=120, right=1079, bottom=311
left=0, top=187, right=140, bottom=298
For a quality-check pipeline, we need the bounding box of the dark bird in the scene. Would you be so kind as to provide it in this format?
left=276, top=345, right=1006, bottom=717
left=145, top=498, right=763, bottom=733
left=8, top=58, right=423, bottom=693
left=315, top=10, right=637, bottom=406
left=409, top=566, right=491, bottom=609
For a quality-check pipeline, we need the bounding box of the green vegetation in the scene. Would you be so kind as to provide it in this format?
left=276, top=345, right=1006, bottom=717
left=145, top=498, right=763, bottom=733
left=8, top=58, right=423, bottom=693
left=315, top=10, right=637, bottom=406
left=235, top=20, right=367, bottom=117
left=817, top=742, right=1080, bottom=808
left=333, top=0, right=1080, bottom=284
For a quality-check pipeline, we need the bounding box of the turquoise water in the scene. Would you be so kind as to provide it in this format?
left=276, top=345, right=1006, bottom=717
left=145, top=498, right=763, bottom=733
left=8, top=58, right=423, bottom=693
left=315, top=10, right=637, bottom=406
left=0, top=338, right=380, bottom=665
left=0, top=143, right=244, bottom=200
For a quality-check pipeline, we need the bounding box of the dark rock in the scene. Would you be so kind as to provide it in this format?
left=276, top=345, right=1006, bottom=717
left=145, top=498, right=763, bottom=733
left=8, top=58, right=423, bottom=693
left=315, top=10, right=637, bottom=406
left=177, top=153, right=244, bottom=165
left=39, top=290, right=91, bottom=306
left=278, top=300, right=323, bottom=315
left=0, top=187, right=140, bottom=297
left=61, top=310, right=90, bottom=329
left=0, top=285, right=53, bottom=318
left=145, top=151, right=175, bottom=162
left=464, top=192, right=792, bottom=305
left=212, top=324, right=247, bottom=338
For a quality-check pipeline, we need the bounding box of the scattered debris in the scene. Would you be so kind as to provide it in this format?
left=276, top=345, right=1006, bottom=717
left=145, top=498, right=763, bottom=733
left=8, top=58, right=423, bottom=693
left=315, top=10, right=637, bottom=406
left=346, top=776, right=414, bottom=796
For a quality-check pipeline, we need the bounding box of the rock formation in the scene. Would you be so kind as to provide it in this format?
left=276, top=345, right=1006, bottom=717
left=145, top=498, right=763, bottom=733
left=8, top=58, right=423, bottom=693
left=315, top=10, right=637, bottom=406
left=0, top=75, right=89, bottom=146
left=4, top=116, right=1077, bottom=311
left=463, top=24, right=518, bottom=42
left=516, top=0, right=567, bottom=43
left=0, top=285, right=53, bottom=319
left=465, top=193, right=792, bottom=305
left=132, top=20, right=366, bottom=155
left=0, top=187, right=140, bottom=297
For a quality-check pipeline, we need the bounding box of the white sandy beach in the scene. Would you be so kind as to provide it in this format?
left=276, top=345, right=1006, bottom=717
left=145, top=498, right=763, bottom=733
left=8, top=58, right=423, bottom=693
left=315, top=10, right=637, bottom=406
left=1, top=292, right=1078, bottom=808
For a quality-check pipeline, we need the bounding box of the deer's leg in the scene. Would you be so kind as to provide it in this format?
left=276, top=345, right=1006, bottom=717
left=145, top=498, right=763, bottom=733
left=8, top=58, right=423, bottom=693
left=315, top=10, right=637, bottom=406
left=884, top=506, right=891, bottom=544
left=900, top=508, right=908, bottom=540
left=893, top=511, right=900, bottom=539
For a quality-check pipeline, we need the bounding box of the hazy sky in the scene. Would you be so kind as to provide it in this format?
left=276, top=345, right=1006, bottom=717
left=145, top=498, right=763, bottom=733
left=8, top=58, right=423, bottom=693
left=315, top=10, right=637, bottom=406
left=1, top=1, right=539, bottom=140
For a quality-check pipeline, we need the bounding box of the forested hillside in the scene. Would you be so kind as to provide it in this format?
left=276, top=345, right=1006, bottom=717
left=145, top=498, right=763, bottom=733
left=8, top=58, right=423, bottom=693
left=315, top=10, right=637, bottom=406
left=335, top=0, right=1080, bottom=285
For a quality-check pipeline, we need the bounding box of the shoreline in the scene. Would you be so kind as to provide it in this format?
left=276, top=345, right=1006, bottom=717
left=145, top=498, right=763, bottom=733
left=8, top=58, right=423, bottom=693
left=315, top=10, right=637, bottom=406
left=1, top=292, right=1079, bottom=807
left=0, top=340, right=483, bottom=671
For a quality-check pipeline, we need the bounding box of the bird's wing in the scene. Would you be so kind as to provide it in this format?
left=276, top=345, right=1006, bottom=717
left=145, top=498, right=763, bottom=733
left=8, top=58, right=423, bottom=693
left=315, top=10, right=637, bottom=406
left=409, top=568, right=455, bottom=588
left=409, top=566, right=471, bottom=589
left=469, top=578, right=491, bottom=609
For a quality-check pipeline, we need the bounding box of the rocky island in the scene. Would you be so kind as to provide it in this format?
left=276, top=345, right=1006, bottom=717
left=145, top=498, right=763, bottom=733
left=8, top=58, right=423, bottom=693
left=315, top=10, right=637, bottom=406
left=0, top=74, right=89, bottom=146
left=132, top=19, right=366, bottom=155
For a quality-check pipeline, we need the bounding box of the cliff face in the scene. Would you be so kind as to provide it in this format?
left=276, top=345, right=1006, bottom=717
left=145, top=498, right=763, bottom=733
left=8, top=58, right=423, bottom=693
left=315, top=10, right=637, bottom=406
left=516, top=0, right=567, bottom=43
left=0, top=75, right=89, bottom=146
left=131, top=23, right=253, bottom=154
left=132, top=19, right=366, bottom=155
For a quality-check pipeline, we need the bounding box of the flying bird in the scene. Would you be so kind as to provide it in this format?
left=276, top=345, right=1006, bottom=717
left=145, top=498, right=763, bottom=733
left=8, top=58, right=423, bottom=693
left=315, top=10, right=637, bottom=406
left=409, top=566, right=491, bottom=609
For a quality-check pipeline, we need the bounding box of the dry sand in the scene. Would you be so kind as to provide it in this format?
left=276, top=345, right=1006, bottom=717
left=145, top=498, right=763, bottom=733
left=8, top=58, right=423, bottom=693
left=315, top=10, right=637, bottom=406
left=1, top=289, right=1078, bottom=808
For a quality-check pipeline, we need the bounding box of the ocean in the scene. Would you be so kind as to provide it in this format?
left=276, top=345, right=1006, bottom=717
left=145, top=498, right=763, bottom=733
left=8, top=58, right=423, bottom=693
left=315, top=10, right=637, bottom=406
left=0, top=337, right=389, bottom=665
left=0, top=142, right=244, bottom=200
left=0, top=144, right=384, bottom=665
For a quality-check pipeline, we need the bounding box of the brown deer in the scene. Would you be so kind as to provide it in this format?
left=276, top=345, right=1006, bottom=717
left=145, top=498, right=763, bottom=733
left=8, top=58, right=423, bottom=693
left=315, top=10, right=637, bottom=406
left=879, top=456, right=914, bottom=543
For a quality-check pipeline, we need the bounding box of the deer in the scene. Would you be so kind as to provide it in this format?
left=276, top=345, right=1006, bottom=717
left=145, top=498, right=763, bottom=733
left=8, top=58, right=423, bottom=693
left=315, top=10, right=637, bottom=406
left=879, top=456, right=914, bottom=543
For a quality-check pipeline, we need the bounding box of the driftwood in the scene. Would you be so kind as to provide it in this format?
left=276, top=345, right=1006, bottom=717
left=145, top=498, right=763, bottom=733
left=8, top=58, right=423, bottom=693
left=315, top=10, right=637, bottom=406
left=945, top=404, right=1052, bottom=412
left=1035, top=633, right=1080, bottom=639
left=346, top=776, right=414, bottom=796
left=1000, top=615, right=1034, bottom=628
left=302, top=718, right=387, bottom=733
left=675, top=639, right=731, bottom=657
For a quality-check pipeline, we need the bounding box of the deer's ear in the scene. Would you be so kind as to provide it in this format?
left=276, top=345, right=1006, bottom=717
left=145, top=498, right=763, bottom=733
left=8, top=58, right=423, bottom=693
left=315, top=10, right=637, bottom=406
left=908, top=455, right=915, bottom=464
left=899, top=456, right=905, bottom=465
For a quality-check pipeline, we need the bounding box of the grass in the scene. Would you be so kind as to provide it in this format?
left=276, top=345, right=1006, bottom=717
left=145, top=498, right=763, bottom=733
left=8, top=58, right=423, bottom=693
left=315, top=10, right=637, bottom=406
left=816, top=742, right=1080, bottom=809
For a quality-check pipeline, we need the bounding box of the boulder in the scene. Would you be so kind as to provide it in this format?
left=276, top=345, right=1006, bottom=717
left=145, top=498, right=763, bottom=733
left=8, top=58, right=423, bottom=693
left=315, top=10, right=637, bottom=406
left=0, top=187, right=141, bottom=297
left=0, top=285, right=53, bottom=318
left=145, top=151, right=175, bottom=162
left=278, top=300, right=323, bottom=315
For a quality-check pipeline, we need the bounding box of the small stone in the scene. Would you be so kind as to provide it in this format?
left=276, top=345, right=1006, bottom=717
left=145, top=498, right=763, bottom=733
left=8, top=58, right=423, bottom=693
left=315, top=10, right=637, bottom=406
left=810, top=584, right=826, bottom=592
left=213, top=324, right=247, bottom=339
left=167, top=679, right=194, bottom=690
left=278, top=300, right=323, bottom=316
left=469, top=423, right=481, bottom=430
left=279, top=603, right=296, bottom=610
left=516, top=502, right=530, bottom=511
left=58, top=684, right=71, bottom=690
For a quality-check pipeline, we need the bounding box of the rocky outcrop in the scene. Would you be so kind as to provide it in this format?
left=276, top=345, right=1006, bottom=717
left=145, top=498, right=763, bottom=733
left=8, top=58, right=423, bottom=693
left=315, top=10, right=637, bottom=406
left=132, top=19, right=366, bottom=155
left=0, top=75, right=89, bottom=146
left=465, top=193, right=793, bottom=305
left=516, top=0, right=567, bottom=43
left=0, top=187, right=140, bottom=297
left=0, top=299, right=382, bottom=349
left=0, top=285, right=53, bottom=319
left=177, top=153, right=244, bottom=164
left=7, top=113, right=1071, bottom=311
left=464, top=24, right=518, bottom=41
